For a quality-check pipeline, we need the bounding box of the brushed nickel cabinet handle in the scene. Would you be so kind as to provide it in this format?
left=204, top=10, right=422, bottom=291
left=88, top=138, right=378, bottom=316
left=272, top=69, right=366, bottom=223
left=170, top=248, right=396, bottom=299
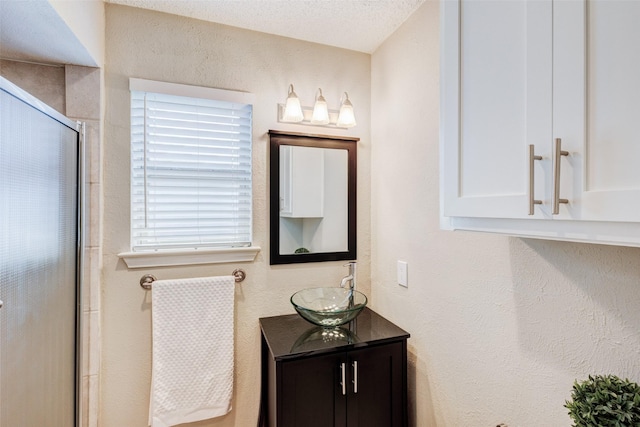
left=352, top=361, right=358, bottom=394
left=552, top=138, right=569, bottom=214
left=340, top=362, right=346, bottom=395
left=528, top=144, right=542, bottom=215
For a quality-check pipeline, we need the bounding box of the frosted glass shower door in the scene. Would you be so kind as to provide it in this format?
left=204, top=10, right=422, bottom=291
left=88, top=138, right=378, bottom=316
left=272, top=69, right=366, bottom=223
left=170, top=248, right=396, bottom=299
left=0, top=78, right=81, bottom=426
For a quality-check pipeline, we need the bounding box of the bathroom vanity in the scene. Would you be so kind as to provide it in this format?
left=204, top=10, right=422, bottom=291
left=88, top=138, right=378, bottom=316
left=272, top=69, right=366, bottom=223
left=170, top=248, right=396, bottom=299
left=259, top=308, right=410, bottom=427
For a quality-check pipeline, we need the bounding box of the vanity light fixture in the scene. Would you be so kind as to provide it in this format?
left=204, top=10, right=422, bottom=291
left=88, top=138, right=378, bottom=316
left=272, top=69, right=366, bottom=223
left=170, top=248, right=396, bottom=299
left=310, top=88, right=330, bottom=125
left=281, top=84, right=304, bottom=123
left=277, top=84, right=357, bottom=129
left=336, top=92, right=357, bottom=128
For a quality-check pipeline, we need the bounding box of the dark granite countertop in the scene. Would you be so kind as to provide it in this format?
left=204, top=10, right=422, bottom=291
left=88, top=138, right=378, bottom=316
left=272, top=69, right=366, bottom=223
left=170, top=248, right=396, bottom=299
left=260, top=307, right=410, bottom=361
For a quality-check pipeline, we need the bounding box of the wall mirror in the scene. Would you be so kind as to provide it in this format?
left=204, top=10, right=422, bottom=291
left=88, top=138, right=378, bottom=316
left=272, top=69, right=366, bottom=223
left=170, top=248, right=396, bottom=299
left=269, top=130, right=358, bottom=264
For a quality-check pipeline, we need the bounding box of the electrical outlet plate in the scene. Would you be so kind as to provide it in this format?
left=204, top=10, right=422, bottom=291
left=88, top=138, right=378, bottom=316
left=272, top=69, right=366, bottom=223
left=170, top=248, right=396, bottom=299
left=397, top=261, right=408, bottom=287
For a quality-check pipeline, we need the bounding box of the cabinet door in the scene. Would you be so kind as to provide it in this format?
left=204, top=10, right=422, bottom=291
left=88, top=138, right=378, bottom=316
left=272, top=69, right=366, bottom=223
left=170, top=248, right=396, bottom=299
left=554, top=0, right=640, bottom=222
left=279, top=145, right=324, bottom=218
left=279, top=353, right=347, bottom=427
left=346, top=342, right=406, bottom=427
left=442, top=0, right=552, bottom=219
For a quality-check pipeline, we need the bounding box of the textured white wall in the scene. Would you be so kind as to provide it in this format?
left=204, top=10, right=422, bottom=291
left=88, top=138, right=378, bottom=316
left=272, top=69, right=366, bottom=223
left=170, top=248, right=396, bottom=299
left=371, top=1, right=640, bottom=426
left=102, top=5, right=370, bottom=426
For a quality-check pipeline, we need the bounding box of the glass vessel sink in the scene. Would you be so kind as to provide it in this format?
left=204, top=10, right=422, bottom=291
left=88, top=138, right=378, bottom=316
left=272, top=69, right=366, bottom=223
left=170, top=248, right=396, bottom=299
left=290, top=287, right=367, bottom=327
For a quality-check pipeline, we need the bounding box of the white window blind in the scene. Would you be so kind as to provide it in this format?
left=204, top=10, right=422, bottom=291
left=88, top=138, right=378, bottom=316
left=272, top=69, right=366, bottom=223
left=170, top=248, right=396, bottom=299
left=130, top=81, right=253, bottom=252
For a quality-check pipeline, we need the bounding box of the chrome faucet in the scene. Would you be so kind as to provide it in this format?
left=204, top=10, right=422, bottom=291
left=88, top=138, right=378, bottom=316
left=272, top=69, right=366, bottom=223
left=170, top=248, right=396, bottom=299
left=340, top=262, right=357, bottom=291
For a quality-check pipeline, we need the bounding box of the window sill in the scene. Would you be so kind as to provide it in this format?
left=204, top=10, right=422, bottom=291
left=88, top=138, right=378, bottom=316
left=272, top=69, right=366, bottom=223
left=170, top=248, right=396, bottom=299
left=117, top=246, right=261, bottom=269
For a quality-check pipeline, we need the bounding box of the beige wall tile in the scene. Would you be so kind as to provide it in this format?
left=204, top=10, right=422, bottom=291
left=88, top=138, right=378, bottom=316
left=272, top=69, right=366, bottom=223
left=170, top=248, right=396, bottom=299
left=65, top=65, right=101, bottom=120
left=0, top=59, right=65, bottom=113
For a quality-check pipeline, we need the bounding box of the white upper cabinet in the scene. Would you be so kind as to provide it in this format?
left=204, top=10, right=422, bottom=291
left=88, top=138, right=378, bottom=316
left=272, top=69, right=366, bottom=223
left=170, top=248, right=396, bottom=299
left=441, top=0, right=640, bottom=246
left=554, top=0, right=640, bottom=222
left=279, top=145, right=325, bottom=218
left=442, top=0, right=552, bottom=219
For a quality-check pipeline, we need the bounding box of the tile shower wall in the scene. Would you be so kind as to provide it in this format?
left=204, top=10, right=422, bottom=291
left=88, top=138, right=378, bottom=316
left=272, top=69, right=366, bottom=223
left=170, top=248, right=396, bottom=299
left=66, top=64, right=102, bottom=427
left=0, top=60, right=102, bottom=427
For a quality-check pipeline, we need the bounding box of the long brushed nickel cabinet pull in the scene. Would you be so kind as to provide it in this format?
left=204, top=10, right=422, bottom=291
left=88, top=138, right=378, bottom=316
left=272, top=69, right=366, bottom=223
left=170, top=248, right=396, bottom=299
left=352, top=361, right=358, bottom=394
left=528, top=144, right=542, bottom=215
left=340, top=363, right=346, bottom=395
left=552, top=138, right=569, bottom=215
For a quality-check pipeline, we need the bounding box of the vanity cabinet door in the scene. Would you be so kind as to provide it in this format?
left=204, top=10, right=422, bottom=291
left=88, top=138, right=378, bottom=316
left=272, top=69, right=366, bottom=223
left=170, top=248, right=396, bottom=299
left=346, top=342, right=406, bottom=427
left=266, top=341, right=408, bottom=427
left=441, top=0, right=552, bottom=219
left=278, top=352, right=347, bottom=427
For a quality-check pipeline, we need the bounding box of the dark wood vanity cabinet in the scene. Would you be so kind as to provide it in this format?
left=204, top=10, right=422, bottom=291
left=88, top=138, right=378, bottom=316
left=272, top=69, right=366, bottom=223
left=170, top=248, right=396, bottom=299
left=260, top=308, right=409, bottom=427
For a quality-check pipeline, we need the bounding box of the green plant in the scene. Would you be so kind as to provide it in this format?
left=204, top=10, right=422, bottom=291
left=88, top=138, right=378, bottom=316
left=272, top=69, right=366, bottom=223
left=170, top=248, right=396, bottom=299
left=565, top=374, right=640, bottom=426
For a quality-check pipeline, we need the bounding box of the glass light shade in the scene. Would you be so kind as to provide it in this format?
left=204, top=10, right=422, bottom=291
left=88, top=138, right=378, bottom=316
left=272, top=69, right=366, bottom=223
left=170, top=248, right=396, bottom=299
left=310, top=88, right=330, bottom=125
left=282, top=84, right=304, bottom=122
left=336, top=92, right=356, bottom=128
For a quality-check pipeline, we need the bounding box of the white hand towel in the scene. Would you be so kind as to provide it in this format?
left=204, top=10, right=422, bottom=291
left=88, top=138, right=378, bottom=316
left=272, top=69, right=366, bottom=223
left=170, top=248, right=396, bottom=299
left=149, top=275, right=235, bottom=427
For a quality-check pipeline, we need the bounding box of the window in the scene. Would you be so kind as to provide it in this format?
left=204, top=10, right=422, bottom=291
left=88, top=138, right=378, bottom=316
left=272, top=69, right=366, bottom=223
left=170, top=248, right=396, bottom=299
left=128, top=78, right=254, bottom=256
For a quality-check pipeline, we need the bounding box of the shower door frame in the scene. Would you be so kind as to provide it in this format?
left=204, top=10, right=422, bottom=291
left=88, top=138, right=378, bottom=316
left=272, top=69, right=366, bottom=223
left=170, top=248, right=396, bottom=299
left=0, top=76, right=84, bottom=427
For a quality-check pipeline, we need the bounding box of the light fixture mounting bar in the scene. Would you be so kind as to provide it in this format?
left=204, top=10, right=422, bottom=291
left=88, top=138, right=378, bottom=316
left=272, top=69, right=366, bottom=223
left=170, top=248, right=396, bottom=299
left=277, top=104, right=350, bottom=129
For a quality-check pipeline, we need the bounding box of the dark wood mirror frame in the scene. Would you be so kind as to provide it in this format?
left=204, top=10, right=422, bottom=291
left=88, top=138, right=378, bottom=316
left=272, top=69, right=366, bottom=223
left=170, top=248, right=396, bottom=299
left=269, top=130, right=358, bottom=265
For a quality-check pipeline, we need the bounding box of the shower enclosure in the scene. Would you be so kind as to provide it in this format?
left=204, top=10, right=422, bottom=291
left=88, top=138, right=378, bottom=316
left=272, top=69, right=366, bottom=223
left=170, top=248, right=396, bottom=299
left=0, top=76, right=82, bottom=426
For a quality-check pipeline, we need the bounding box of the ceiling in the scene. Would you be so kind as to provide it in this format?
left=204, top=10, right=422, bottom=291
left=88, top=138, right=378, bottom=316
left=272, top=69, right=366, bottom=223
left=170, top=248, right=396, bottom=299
left=105, top=0, right=426, bottom=53
left=0, top=0, right=96, bottom=66
left=0, top=0, right=424, bottom=68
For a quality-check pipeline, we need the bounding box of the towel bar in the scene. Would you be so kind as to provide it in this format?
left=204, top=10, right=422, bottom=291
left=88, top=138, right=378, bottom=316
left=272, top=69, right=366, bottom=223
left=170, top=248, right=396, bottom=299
left=140, top=269, right=247, bottom=290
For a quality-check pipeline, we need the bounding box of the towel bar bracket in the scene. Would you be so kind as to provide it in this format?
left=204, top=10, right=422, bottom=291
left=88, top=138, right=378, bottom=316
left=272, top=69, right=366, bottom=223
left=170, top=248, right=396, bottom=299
left=231, top=269, right=246, bottom=283
left=139, top=269, right=246, bottom=290
left=140, top=274, right=156, bottom=290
